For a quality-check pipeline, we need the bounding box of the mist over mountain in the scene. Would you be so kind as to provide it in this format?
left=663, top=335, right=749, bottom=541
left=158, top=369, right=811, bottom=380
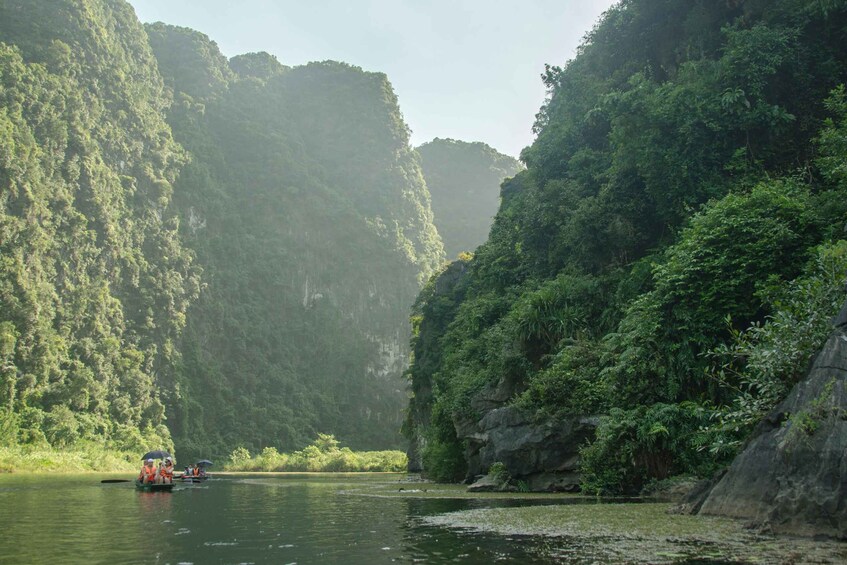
left=148, top=23, right=444, bottom=456
left=417, top=138, right=522, bottom=260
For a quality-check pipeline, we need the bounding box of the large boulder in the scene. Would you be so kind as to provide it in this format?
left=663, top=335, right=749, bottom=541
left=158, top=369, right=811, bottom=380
left=696, top=300, right=847, bottom=539
left=458, top=399, right=598, bottom=491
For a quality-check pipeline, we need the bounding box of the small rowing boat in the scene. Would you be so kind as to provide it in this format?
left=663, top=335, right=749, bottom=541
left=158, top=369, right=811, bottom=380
left=135, top=480, right=175, bottom=492
left=178, top=474, right=209, bottom=483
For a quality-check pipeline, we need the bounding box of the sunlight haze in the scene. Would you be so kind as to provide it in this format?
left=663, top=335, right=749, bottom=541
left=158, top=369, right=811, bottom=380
left=128, top=0, right=619, bottom=158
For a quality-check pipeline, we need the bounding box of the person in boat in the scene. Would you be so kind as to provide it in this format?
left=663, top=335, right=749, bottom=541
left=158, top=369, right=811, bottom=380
left=160, top=456, right=175, bottom=484
left=192, top=465, right=201, bottom=477
left=138, top=458, right=157, bottom=484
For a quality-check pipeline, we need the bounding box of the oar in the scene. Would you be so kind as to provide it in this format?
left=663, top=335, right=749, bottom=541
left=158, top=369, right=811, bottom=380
left=101, top=479, right=134, bottom=483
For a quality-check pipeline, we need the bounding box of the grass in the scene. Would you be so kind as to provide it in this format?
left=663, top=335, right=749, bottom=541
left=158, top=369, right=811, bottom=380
left=0, top=444, right=138, bottom=473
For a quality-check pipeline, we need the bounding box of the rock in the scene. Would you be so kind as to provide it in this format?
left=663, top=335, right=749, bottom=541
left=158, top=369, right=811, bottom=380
left=696, top=305, right=847, bottom=539
left=525, top=471, right=582, bottom=492
left=668, top=470, right=726, bottom=514
left=456, top=401, right=598, bottom=489
left=467, top=474, right=503, bottom=492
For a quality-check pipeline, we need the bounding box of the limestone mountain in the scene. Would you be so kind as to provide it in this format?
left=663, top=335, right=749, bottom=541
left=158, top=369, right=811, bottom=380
left=0, top=0, right=199, bottom=453
left=0, top=0, right=443, bottom=460
left=405, top=0, right=847, bottom=496
left=146, top=24, right=443, bottom=457
left=417, top=139, right=522, bottom=260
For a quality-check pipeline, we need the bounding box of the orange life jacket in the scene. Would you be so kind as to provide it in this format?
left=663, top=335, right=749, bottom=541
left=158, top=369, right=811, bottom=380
left=139, top=464, right=156, bottom=483
left=162, top=464, right=174, bottom=481
left=192, top=467, right=200, bottom=476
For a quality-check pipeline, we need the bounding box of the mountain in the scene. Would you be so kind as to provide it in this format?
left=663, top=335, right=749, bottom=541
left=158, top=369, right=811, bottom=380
left=417, top=139, right=522, bottom=260
left=405, top=0, right=847, bottom=494
left=0, top=0, right=444, bottom=460
left=0, top=0, right=198, bottom=453
left=145, top=26, right=444, bottom=457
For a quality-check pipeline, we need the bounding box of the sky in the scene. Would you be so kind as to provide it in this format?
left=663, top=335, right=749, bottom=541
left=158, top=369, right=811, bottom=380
left=128, top=0, right=619, bottom=159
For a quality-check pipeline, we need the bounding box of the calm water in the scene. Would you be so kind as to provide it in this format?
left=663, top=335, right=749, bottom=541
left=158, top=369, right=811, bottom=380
left=2, top=474, right=844, bottom=564
left=0, top=473, right=586, bottom=564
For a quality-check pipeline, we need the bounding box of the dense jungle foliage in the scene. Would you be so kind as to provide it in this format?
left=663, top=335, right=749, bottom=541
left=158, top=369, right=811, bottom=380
left=406, top=0, right=847, bottom=492
left=0, top=0, right=444, bottom=465
left=147, top=25, right=443, bottom=458
left=0, top=0, right=197, bottom=458
left=417, top=139, right=522, bottom=260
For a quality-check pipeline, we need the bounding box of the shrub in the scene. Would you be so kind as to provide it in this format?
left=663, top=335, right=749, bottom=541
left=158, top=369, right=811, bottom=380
left=421, top=439, right=466, bottom=482
left=228, top=446, right=252, bottom=467
left=222, top=435, right=408, bottom=472
left=488, top=461, right=511, bottom=487
left=702, top=240, right=847, bottom=454
left=579, top=402, right=719, bottom=496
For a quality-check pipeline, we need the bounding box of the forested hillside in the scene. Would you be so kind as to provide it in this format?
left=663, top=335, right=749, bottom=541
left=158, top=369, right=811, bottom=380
left=0, top=0, right=198, bottom=454
left=417, top=139, right=522, bottom=259
left=0, top=0, right=443, bottom=462
left=406, top=0, right=847, bottom=492
left=147, top=25, right=443, bottom=456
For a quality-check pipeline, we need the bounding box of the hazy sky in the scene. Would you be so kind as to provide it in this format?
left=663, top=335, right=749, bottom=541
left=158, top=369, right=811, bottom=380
left=128, top=0, right=618, bottom=159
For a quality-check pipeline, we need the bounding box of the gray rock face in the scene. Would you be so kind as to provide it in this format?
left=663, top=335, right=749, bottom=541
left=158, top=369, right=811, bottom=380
left=456, top=396, right=598, bottom=491
left=697, top=304, right=847, bottom=539
left=466, top=474, right=503, bottom=492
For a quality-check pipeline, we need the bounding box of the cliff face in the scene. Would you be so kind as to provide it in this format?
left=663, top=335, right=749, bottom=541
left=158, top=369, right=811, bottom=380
left=0, top=2, right=444, bottom=459
left=147, top=25, right=444, bottom=456
left=0, top=0, right=197, bottom=453
left=695, top=298, right=847, bottom=539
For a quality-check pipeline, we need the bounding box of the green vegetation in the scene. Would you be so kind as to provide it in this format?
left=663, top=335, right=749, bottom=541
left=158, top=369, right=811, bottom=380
left=0, top=443, right=138, bottom=473
left=224, top=434, right=407, bottom=473
left=0, top=0, right=194, bottom=461
left=406, top=0, right=847, bottom=493
left=421, top=503, right=847, bottom=563
left=0, top=1, right=444, bottom=468
left=149, top=26, right=442, bottom=459
left=417, top=139, right=522, bottom=259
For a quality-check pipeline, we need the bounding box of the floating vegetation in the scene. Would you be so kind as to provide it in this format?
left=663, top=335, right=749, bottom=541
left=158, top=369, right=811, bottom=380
left=422, top=503, right=847, bottom=564
left=343, top=479, right=637, bottom=501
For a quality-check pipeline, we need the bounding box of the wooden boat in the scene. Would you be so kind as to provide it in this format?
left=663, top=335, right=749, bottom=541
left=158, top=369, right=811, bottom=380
left=178, top=473, right=209, bottom=483
left=135, top=480, right=175, bottom=492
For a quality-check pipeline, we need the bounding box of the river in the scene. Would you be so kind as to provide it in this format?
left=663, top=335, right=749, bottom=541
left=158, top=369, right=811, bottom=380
left=1, top=473, right=844, bottom=564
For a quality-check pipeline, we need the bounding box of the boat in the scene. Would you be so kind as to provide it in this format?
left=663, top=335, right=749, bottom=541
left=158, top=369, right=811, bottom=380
left=135, top=480, right=175, bottom=492
left=137, top=449, right=175, bottom=490
left=178, top=474, right=208, bottom=483
left=180, top=459, right=213, bottom=483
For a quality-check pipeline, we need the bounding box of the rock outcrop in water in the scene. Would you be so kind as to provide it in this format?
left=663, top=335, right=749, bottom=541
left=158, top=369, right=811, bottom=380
left=462, top=405, right=598, bottom=492
left=694, top=297, right=847, bottom=539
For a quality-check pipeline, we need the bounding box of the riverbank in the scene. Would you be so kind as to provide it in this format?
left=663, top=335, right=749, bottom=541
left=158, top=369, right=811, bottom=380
left=223, top=434, right=407, bottom=472
left=0, top=445, right=138, bottom=473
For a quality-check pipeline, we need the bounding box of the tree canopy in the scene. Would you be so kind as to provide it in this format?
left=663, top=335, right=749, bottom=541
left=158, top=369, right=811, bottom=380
left=0, top=1, right=445, bottom=462
left=406, top=0, right=847, bottom=490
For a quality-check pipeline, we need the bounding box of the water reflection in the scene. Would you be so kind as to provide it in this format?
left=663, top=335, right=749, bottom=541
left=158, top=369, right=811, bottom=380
left=1, top=474, right=844, bottom=564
